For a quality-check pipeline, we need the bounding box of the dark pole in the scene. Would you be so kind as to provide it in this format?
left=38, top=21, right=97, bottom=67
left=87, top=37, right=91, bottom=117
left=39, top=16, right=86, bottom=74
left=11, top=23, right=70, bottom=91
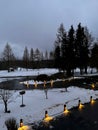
left=22, top=95, right=23, bottom=106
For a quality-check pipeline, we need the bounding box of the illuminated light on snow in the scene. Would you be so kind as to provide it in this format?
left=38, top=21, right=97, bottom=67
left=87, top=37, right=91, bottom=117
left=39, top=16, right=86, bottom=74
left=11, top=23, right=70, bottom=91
left=26, top=81, right=29, bottom=88
left=18, top=119, right=31, bottom=130
left=91, top=83, right=95, bottom=89
left=44, top=80, right=46, bottom=87
left=34, top=81, right=38, bottom=88
left=78, top=100, right=84, bottom=110
left=18, top=125, right=31, bottom=130
left=90, top=96, right=95, bottom=105
left=63, top=104, right=70, bottom=115
left=43, top=110, right=53, bottom=122
left=50, top=80, right=54, bottom=87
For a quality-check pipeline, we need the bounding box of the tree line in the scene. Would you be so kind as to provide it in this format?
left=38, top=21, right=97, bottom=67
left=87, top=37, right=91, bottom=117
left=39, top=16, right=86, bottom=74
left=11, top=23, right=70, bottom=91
left=54, top=23, right=98, bottom=76
left=0, top=43, right=54, bottom=70
left=0, top=23, right=98, bottom=75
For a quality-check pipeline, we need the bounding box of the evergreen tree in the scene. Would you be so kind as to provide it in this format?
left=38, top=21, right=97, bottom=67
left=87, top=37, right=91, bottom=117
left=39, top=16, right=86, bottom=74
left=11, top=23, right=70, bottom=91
left=75, top=23, right=89, bottom=74
left=45, top=50, right=48, bottom=60
left=34, top=48, right=41, bottom=61
left=23, top=46, right=29, bottom=70
left=2, top=43, right=15, bottom=71
left=90, top=43, right=98, bottom=71
left=30, top=48, right=34, bottom=62
left=67, top=25, right=75, bottom=75
left=54, top=43, right=61, bottom=70
left=61, top=29, right=68, bottom=72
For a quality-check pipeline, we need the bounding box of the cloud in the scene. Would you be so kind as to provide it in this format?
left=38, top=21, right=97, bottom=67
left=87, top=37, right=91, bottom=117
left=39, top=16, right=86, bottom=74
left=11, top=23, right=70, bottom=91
left=0, top=0, right=98, bottom=57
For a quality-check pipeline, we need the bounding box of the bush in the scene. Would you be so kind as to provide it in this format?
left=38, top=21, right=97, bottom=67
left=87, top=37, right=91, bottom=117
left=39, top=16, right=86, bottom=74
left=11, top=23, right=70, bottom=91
left=36, top=74, right=49, bottom=81
left=5, top=118, right=18, bottom=130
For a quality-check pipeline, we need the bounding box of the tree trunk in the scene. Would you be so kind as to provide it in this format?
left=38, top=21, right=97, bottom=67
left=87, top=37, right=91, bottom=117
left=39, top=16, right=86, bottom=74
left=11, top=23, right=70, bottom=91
left=85, top=66, right=87, bottom=74
left=4, top=101, right=8, bottom=113
left=66, top=69, right=71, bottom=77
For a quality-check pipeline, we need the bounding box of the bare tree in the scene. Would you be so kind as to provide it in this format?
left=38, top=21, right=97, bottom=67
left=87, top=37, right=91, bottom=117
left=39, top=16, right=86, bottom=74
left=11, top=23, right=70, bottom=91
left=0, top=89, right=12, bottom=113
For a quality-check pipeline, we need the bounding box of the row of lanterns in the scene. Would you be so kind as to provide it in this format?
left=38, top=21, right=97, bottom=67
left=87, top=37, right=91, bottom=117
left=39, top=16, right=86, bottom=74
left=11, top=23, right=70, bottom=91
left=43, top=95, right=95, bottom=122
left=18, top=96, right=96, bottom=130
left=25, top=80, right=96, bottom=89
left=24, top=80, right=54, bottom=88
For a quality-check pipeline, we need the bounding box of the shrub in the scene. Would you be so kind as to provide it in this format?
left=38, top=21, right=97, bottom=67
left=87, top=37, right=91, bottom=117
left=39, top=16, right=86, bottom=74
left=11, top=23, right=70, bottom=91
left=5, top=118, right=18, bottom=130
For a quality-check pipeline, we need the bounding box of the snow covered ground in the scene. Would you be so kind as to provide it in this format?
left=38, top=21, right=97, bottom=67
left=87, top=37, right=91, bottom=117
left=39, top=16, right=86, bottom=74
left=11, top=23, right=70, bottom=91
left=0, top=68, right=98, bottom=130
left=0, top=68, right=59, bottom=78
left=0, top=68, right=59, bottom=83
left=0, top=87, right=98, bottom=130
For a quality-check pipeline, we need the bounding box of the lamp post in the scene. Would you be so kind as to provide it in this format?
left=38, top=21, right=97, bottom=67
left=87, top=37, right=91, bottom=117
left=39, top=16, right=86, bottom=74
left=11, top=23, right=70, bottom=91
left=19, top=91, right=25, bottom=107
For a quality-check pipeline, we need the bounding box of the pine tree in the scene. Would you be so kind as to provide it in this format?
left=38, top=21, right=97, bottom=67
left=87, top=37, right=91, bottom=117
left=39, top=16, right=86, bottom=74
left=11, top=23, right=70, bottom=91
left=75, top=23, right=88, bottom=74
left=90, top=43, right=98, bottom=71
left=67, top=25, right=75, bottom=75
left=30, top=48, right=34, bottom=62
left=23, top=46, right=29, bottom=70
left=2, top=43, right=16, bottom=71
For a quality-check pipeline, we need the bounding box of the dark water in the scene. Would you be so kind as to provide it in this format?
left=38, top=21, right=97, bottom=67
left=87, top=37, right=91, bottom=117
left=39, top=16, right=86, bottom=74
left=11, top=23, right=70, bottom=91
left=0, top=77, right=31, bottom=90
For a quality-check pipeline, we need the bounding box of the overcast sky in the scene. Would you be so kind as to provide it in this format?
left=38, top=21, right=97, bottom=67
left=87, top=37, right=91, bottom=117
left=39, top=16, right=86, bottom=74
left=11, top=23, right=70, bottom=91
left=0, top=0, right=98, bottom=57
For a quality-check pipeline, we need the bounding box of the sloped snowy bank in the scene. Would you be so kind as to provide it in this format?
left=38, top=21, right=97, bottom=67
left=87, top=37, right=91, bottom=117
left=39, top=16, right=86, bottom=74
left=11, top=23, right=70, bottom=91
left=0, top=86, right=98, bottom=130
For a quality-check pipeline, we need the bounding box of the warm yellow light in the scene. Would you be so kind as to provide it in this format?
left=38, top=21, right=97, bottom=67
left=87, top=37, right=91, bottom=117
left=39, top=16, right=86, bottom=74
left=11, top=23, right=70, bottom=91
left=91, top=99, right=95, bottom=104
left=34, top=81, right=37, bottom=88
left=50, top=80, right=54, bottom=87
left=44, top=80, right=46, bottom=87
left=79, top=103, right=84, bottom=109
left=63, top=109, right=69, bottom=114
left=18, top=125, right=31, bottom=130
left=91, top=83, right=95, bottom=89
left=44, top=116, right=53, bottom=122
left=43, top=110, right=53, bottom=122
left=63, top=104, right=69, bottom=114
left=26, top=81, right=29, bottom=88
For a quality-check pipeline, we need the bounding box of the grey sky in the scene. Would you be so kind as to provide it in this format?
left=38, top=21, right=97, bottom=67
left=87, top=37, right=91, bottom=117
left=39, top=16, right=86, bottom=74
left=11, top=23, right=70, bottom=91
left=0, top=0, right=98, bottom=57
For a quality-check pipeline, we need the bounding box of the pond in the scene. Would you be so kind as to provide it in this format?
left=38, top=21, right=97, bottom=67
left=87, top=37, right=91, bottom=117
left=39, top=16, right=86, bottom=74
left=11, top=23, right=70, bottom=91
left=0, top=76, right=35, bottom=90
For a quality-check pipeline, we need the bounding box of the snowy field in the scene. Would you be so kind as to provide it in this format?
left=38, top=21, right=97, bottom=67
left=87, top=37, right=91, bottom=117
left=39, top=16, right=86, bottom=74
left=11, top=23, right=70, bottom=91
left=0, top=68, right=98, bottom=130
left=0, top=87, right=98, bottom=130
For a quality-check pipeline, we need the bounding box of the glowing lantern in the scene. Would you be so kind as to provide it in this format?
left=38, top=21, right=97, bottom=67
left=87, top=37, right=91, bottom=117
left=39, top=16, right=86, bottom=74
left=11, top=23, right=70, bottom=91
left=20, top=119, right=23, bottom=127
left=34, top=81, right=37, bottom=88
left=90, top=96, right=95, bottom=105
left=43, top=110, right=53, bottom=122
left=63, top=104, right=69, bottom=114
left=26, top=81, right=29, bottom=88
left=44, top=80, right=46, bottom=87
left=50, top=80, right=54, bottom=87
left=91, top=83, right=95, bottom=89
left=78, top=100, right=84, bottom=109
left=18, top=119, right=31, bottom=130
